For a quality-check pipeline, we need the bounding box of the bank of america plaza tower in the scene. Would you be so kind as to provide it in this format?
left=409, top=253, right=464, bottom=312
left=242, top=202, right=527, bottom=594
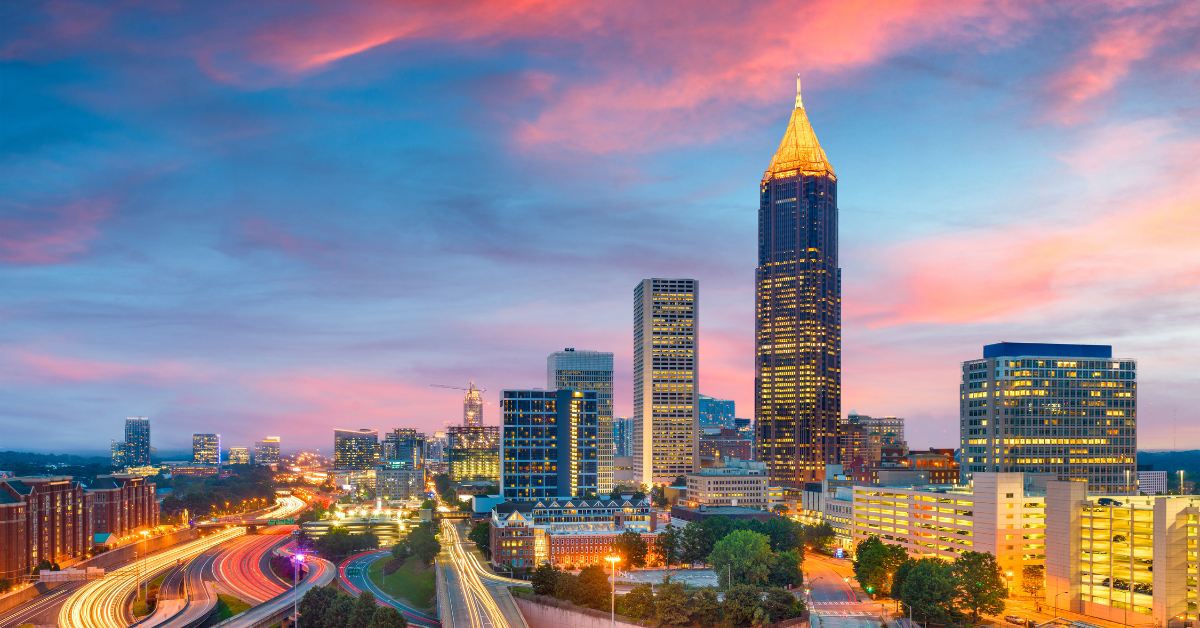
left=755, top=79, right=841, bottom=487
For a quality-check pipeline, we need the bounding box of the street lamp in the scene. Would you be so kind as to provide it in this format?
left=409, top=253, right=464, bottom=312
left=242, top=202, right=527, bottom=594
left=605, top=555, right=621, bottom=628
left=292, top=553, right=307, bottom=627
left=1054, top=590, right=1068, bottom=618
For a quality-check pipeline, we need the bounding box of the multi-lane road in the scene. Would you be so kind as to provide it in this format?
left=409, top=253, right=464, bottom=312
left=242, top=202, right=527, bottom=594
left=439, top=520, right=529, bottom=628
left=340, top=549, right=441, bottom=627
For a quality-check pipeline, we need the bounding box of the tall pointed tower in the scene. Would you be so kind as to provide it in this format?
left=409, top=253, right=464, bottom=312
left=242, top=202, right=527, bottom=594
left=755, top=78, right=841, bottom=487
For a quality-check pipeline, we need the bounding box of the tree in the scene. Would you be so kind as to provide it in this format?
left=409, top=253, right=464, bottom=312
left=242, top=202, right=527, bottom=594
left=612, top=529, right=648, bottom=568
left=900, top=558, right=956, bottom=625
left=322, top=590, right=358, bottom=628
left=672, top=476, right=687, bottom=487
left=952, top=551, right=1008, bottom=622
left=0, top=578, right=10, bottom=594
left=299, top=583, right=339, bottom=624
left=805, top=521, right=836, bottom=551
left=762, top=516, right=804, bottom=553
left=773, top=504, right=790, bottom=515
left=367, top=607, right=407, bottom=628
left=852, top=536, right=908, bottom=595
left=468, top=521, right=491, bottom=559
left=420, top=498, right=435, bottom=511
left=399, top=522, right=441, bottom=565
left=699, top=516, right=733, bottom=546
left=1022, top=565, right=1045, bottom=597
left=315, top=527, right=380, bottom=559
left=655, top=577, right=691, bottom=626
left=576, top=565, right=610, bottom=610
left=347, top=590, right=378, bottom=628
left=680, top=521, right=715, bottom=566
left=723, top=584, right=762, bottom=627
left=531, top=563, right=561, bottom=596
left=554, top=571, right=580, bottom=604
left=770, top=549, right=804, bottom=588
left=760, top=587, right=806, bottom=624
left=891, top=558, right=915, bottom=600
left=691, top=587, right=722, bottom=628
left=708, top=530, right=775, bottom=587
left=651, top=485, right=669, bottom=508
left=622, top=583, right=656, bottom=620
left=656, top=524, right=682, bottom=571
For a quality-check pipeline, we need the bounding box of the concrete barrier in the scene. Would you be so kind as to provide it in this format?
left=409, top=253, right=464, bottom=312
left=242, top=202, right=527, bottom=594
left=82, top=528, right=201, bottom=571
left=513, top=594, right=647, bottom=628
left=0, top=581, right=70, bottom=615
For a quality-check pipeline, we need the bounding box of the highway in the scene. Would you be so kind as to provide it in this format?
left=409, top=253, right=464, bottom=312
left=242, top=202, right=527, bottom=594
left=212, top=533, right=291, bottom=603
left=56, top=495, right=307, bottom=628
left=440, top=520, right=527, bottom=628
left=340, top=549, right=441, bottom=628
left=209, top=554, right=335, bottom=628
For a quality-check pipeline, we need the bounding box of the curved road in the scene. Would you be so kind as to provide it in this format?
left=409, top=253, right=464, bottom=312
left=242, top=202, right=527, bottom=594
left=340, top=550, right=441, bottom=628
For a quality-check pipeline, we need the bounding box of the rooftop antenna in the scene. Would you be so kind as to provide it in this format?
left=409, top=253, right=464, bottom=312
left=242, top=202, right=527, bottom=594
left=795, top=75, right=804, bottom=109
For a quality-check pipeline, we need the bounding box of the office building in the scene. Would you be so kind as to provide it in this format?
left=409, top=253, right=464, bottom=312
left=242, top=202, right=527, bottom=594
left=124, top=417, right=151, bottom=466
left=488, top=496, right=658, bottom=569
left=756, top=79, right=841, bottom=488
left=88, top=473, right=158, bottom=537
left=192, top=434, right=221, bottom=465
left=685, top=458, right=769, bottom=508
left=699, top=428, right=753, bottom=466
left=0, top=476, right=95, bottom=581
left=613, top=416, right=634, bottom=458
left=839, top=413, right=905, bottom=466
left=382, top=429, right=425, bottom=468
left=464, top=381, right=484, bottom=427
left=426, top=431, right=447, bottom=474
left=1044, top=482, right=1200, bottom=626
left=228, top=447, right=250, bottom=465
left=1138, top=470, right=1167, bottom=495
left=376, top=462, right=425, bottom=502
left=698, top=394, right=736, bottom=429
left=960, top=342, right=1137, bottom=494
left=633, top=278, right=699, bottom=485
left=548, top=349, right=615, bottom=496
left=110, top=440, right=127, bottom=467
left=333, top=428, right=379, bottom=471
left=446, top=425, right=500, bottom=483
left=501, top=389, right=599, bottom=500
left=255, top=437, right=280, bottom=464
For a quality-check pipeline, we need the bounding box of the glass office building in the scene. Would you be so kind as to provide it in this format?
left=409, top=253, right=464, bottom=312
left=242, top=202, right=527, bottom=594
left=446, top=425, right=500, bottom=483
left=125, top=417, right=151, bottom=465
left=192, top=433, right=221, bottom=465
left=547, top=349, right=614, bottom=494
left=501, top=389, right=599, bottom=500
left=698, top=394, right=735, bottom=429
left=334, top=428, right=379, bottom=471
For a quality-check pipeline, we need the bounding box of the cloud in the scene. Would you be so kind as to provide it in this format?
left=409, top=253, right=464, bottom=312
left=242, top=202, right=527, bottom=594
left=0, top=200, right=113, bottom=264
left=5, top=349, right=205, bottom=385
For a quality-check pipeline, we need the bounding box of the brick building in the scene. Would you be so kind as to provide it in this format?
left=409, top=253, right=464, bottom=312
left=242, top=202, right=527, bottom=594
left=0, top=489, right=28, bottom=582
left=88, top=474, right=158, bottom=538
left=698, top=428, right=753, bottom=466
left=0, top=477, right=93, bottom=579
left=489, top=496, right=658, bottom=569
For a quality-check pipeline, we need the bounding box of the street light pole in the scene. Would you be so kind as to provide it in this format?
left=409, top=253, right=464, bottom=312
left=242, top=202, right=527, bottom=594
left=606, top=555, right=621, bottom=628
left=293, top=553, right=307, bottom=628
left=1055, top=590, right=1068, bottom=618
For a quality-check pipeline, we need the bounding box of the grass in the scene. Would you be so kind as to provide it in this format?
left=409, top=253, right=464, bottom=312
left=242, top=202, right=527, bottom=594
left=368, top=555, right=437, bottom=610
left=216, top=593, right=253, bottom=620
left=131, top=567, right=174, bottom=616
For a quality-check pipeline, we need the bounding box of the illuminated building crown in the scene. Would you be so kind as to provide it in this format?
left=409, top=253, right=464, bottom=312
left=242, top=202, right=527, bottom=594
left=763, top=77, right=836, bottom=182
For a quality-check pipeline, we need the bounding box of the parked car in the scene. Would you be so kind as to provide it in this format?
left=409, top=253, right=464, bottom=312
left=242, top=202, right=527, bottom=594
left=1005, top=615, right=1025, bottom=625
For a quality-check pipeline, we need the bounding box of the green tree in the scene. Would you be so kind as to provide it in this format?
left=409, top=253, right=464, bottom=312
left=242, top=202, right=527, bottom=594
left=554, top=571, right=580, bottom=604
left=769, top=549, right=804, bottom=588
left=952, top=550, right=1008, bottom=622
left=622, top=583, right=656, bottom=620
left=692, top=587, right=722, bottom=628
left=299, top=584, right=339, bottom=625
left=612, top=529, right=648, bottom=568
left=805, top=521, right=836, bottom=551
left=680, top=521, right=715, bottom=566
left=762, top=516, right=803, bottom=553
left=700, top=516, right=733, bottom=545
left=367, top=606, right=407, bottom=628
left=655, top=577, right=691, bottom=626
left=468, top=521, right=491, bottom=559
left=402, top=522, right=441, bottom=565
left=1022, top=565, right=1045, bottom=597
left=891, top=557, right=915, bottom=599
left=420, top=498, right=435, bottom=510
left=708, top=530, right=775, bottom=587
left=852, top=536, right=908, bottom=595
left=760, top=587, right=806, bottom=624
left=0, top=578, right=11, bottom=593
left=900, top=558, right=956, bottom=624
left=531, top=563, right=561, bottom=596
left=347, top=590, right=377, bottom=628
left=576, top=565, right=610, bottom=610
left=656, top=524, right=682, bottom=571
left=723, top=584, right=762, bottom=627
left=322, top=591, right=358, bottom=628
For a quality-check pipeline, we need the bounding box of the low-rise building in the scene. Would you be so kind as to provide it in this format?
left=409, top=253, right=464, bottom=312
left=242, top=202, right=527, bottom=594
left=685, top=458, right=769, bottom=509
left=376, top=463, right=424, bottom=502
left=1138, top=470, right=1168, bottom=495
left=171, top=465, right=221, bottom=478
left=0, top=476, right=95, bottom=580
left=488, top=496, right=657, bottom=569
left=669, top=504, right=776, bottom=525
left=88, top=474, right=158, bottom=539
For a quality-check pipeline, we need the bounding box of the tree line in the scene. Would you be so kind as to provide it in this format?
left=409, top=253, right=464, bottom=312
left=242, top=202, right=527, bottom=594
left=853, top=536, right=1008, bottom=624
left=299, top=587, right=406, bottom=628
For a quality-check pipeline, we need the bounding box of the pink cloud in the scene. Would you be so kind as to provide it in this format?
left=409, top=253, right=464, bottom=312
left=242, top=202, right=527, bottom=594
left=239, top=217, right=327, bottom=256
left=7, top=350, right=204, bottom=385
left=0, top=200, right=113, bottom=264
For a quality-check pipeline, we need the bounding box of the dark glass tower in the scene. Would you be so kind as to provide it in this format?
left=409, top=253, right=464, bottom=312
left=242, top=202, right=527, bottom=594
left=755, top=79, right=841, bottom=487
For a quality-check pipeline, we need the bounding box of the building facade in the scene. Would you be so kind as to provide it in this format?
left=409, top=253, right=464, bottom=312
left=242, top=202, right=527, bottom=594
left=633, top=278, right=699, bottom=485
left=501, top=389, right=599, bottom=500
left=376, top=463, right=424, bottom=502
left=613, top=417, right=633, bottom=458
left=548, top=349, right=615, bottom=496
left=334, top=429, right=379, bottom=471
left=255, top=437, right=280, bottom=464
left=464, top=381, right=484, bottom=427
left=88, top=474, right=157, bottom=538
left=698, top=395, right=736, bottom=429
left=685, top=458, right=769, bottom=508
left=192, top=434, right=221, bottom=465
left=0, top=476, right=95, bottom=579
left=960, top=342, right=1137, bottom=494
left=382, top=429, right=425, bottom=468
left=228, top=447, right=250, bottom=465
left=1044, top=481, right=1199, bottom=626
left=756, top=79, right=841, bottom=489
left=446, top=426, right=500, bottom=483
left=125, top=417, right=151, bottom=466
left=1139, top=470, right=1168, bottom=495
left=488, top=496, right=658, bottom=569
left=110, top=440, right=127, bottom=467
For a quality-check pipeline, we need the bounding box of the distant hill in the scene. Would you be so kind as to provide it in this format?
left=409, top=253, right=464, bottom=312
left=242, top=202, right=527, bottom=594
left=0, top=450, right=112, bottom=467
left=1138, top=450, right=1200, bottom=476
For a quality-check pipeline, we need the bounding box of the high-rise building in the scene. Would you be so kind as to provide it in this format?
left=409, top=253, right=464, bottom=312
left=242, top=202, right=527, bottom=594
left=501, top=389, right=599, bottom=500
left=110, top=440, right=128, bottom=467
left=192, top=434, right=221, bottom=465
left=446, top=426, right=500, bottom=483
left=228, top=447, right=250, bottom=464
left=124, top=417, right=151, bottom=465
left=255, top=437, right=280, bottom=464
left=333, top=429, right=379, bottom=471
left=612, top=416, right=634, bottom=458
left=960, top=342, right=1137, bottom=494
left=755, top=79, right=841, bottom=488
left=838, top=413, right=904, bottom=465
left=633, top=278, right=699, bottom=485
left=464, top=381, right=484, bottom=427
left=547, top=349, right=614, bottom=495
left=698, top=395, right=735, bottom=429
left=381, top=429, right=425, bottom=468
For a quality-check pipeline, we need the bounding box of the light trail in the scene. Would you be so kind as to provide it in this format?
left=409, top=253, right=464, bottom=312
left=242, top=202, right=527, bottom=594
left=58, top=496, right=306, bottom=628
left=211, top=535, right=288, bottom=604
left=442, top=520, right=509, bottom=628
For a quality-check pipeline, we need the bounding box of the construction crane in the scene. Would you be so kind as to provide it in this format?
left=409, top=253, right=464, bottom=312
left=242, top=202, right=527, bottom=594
left=430, top=382, right=486, bottom=393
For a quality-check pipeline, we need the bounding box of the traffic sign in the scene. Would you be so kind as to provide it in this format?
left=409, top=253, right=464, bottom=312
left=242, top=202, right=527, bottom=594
left=267, top=518, right=295, bottom=525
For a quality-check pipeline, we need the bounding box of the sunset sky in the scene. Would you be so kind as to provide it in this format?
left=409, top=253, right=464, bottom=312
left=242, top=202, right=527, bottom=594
left=2, top=0, right=1198, bottom=455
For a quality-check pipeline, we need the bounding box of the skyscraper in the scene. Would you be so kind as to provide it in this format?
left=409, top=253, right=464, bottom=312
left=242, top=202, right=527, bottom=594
left=755, top=78, right=841, bottom=488
left=124, top=417, right=151, bottom=465
left=333, top=428, right=379, bottom=471
left=192, top=434, right=221, bottom=465
left=228, top=447, right=250, bottom=464
left=501, top=389, right=599, bottom=500
left=464, top=381, right=484, bottom=427
left=382, top=428, right=425, bottom=468
left=612, top=416, right=634, bottom=458
left=547, top=348, right=614, bottom=494
left=445, top=426, right=500, bottom=482
left=255, top=437, right=280, bottom=464
left=633, top=278, right=699, bottom=485
left=698, top=395, right=735, bottom=429
left=960, top=342, right=1137, bottom=494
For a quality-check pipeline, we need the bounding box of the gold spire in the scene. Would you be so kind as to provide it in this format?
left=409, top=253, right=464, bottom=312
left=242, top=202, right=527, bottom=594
left=764, top=77, right=835, bottom=182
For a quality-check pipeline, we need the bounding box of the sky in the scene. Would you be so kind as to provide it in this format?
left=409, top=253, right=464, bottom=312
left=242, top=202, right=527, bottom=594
left=2, top=0, right=1198, bottom=456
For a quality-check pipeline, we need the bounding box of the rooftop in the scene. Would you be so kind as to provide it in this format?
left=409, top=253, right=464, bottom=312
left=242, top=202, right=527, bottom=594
left=983, top=342, right=1113, bottom=359
left=763, top=78, right=835, bottom=182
